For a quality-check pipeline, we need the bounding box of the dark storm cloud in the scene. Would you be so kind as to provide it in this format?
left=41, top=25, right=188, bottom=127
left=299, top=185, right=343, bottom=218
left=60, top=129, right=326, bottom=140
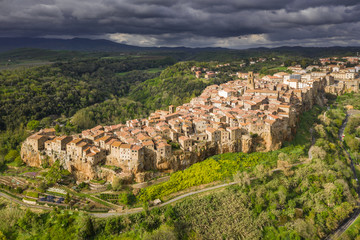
left=0, top=0, right=359, bottom=48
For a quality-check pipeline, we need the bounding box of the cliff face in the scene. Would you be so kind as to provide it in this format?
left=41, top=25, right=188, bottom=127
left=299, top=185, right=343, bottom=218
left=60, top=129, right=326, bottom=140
left=21, top=144, right=43, bottom=167
left=20, top=142, right=129, bottom=182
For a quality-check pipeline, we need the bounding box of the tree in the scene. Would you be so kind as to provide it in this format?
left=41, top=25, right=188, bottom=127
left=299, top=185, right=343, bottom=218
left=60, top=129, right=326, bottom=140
left=54, top=124, right=60, bottom=133
left=38, top=182, right=47, bottom=193
left=26, top=120, right=40, bottom=131
left=112, top=177, right=123, bottom=191
left=345, top=136, right=360, bottom=152
left=277, top=159, right=294, bottom=176
left=233, top=171, right=251, bottom=188
left=45, top=160, right=62, bottom=184
left=254, top=164, right=272, bottom=182
left=119, top=193, right=136, bottom=206
left=278, top=152, right=289, bottom=162
left=13, top=156, right=23, bottom=167
left=143, top=225, right=177, bottom=240
left=71, top=110, right=96, bottom=130
left=310, top=146, right=327, bottom=160
left=0, top=230, right=6, bottom=240
left=76, top=214, right=94, bottom=239
left=64, top=193, right=71, bottom=204
left=4, top=150, right=19, bottom=162
left=17, top=209, right=36, bottom=231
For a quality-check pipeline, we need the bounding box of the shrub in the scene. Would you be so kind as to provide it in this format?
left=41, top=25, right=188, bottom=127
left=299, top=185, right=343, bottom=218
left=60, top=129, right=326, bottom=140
left=26, top=191, right=39, bottom=198
left=26, top=120, right=40, bottom=131
left=112, top=177, right=123, bottom=191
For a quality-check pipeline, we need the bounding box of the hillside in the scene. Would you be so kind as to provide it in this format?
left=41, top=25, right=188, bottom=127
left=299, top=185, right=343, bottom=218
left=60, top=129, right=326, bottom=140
left=0, top=38, right=142, bottom=52
left=1, top=38, right=360, bottom=61
left=0, top=101, right=357, bottom=240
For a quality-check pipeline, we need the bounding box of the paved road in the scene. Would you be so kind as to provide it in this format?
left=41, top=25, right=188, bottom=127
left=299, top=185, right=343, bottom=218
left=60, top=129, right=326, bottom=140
left=91, top=165, right=309, bottom=218
left=0, top=192, right=51, bottom=210
left=91, top=181, right=238, bottom=218
left=326, top=112, right=360, bottom=240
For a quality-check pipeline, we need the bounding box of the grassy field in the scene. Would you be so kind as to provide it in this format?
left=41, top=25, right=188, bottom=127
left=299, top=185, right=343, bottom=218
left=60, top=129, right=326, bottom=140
left=0, top=60, right=53, bottom=70
left=116, top=67, right=164, bottom=76
left=144, top=67, right=164, bottom=73
left=268, top=66, right=288, bottom=72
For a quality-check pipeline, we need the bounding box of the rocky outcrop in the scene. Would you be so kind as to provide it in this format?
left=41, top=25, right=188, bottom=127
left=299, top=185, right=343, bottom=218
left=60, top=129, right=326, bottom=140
left=21, top=144, right=43, bottom=167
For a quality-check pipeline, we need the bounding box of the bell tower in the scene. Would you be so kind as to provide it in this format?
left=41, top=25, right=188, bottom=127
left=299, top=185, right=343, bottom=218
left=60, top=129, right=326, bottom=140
left=247, top=71, right=255, bottom=89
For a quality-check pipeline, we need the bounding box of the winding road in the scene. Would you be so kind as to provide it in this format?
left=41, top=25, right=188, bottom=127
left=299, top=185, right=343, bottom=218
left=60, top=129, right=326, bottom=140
left=91, top=181, right=239, bottom=218
left=326, top=111, right=360, bottom=240
left=0, top=192, right=51, bottom=210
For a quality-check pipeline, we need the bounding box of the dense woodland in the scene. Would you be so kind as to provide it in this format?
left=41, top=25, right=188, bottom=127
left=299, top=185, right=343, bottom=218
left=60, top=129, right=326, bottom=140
left=0, top=55, right=175, bottom=166
left=0, top=56, right=175, bottom=130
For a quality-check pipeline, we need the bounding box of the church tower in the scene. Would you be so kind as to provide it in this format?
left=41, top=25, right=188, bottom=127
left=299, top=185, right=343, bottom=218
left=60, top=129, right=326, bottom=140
left=169, top=105, right=175, bottom=113
left=247, top=71, right=255, bottom=89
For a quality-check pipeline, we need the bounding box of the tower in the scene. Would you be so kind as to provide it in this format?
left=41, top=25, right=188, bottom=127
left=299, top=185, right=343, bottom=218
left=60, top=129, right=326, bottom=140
left=169, top=105, right=175, bottom=113
left=247, top=71, right=255, bottom=89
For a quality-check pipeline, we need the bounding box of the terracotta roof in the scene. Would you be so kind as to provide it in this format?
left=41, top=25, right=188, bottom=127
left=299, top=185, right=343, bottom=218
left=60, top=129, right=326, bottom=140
left=29, top=134, right=47, bottom=140
left=143, top=140, right=154, bottom=146
left=105, top=139, right=117, bottom=146
left=78, top=142, right=88, bottom=147
left=179, top=136, right=190, bottom=141
left=111, top=141, right=122, bottom=147
left=131, top=145, right=142, bottom=151
left=69, top=138, right=83, bottom=144
left=157, top=142, right=170, bottom=148
left=120, top=144, right=131, bottom=149
left=206, top=127, right=217, bottom=133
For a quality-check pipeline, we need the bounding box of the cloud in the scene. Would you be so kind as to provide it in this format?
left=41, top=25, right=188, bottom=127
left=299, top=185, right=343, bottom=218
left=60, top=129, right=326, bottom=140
left=0, top=0, right=359, bottom=48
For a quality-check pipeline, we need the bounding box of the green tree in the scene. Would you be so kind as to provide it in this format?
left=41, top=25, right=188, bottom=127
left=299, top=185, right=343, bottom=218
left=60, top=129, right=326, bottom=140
left=233, top=171, right=251, bottom=188
left=54, top=124, right=60, bottom=133
left=13, top=156, right=23, bottom=167
left=76, top=214, right=94, bottom=239
left=26, top=120, right=40, bottom=131
left=0, top=230, right=6, bottom=240
left=143, top=225, right=177, bottom=240
left=112, top=177, right=123, bottom=191
left=45, top=160, right=62, bottom=184
left=119, top=193, right=136, bottom=206
left=4, top=150, right=19, bottom=162
left=65, top=193, right=71, bottom=204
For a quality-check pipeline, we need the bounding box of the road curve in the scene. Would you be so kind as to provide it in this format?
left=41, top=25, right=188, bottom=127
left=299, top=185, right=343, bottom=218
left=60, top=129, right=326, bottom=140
left=91, top=181, right=238, bottom=218
left=326, top=112, right=360, bottom=240
left=0, top=192, right=51, bottom=210
left=91, top=165, right=307, bottom=218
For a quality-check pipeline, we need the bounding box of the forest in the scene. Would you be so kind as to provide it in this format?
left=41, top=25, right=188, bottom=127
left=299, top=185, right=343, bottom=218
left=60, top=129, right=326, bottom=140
left=0, top=55, right=175, bottom=168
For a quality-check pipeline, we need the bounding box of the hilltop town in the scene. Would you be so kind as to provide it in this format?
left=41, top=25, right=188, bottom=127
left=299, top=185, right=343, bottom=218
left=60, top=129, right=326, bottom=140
left=21, top=56, right=360, bottom=183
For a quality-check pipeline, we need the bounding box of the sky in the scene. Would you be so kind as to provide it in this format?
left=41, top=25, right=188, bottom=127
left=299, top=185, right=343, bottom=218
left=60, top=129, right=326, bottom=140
left=0, top=0, right=359, bottom=49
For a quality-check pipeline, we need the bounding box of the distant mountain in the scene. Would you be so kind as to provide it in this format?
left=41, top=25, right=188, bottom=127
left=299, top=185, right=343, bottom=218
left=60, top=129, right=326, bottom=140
left=0, top=37, right=147, bottom=52
left=245, top=46, right=360, bottom=58
left=0, top=37, right=227, bottom=53
left=1, top=37, right=360, bottom=61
